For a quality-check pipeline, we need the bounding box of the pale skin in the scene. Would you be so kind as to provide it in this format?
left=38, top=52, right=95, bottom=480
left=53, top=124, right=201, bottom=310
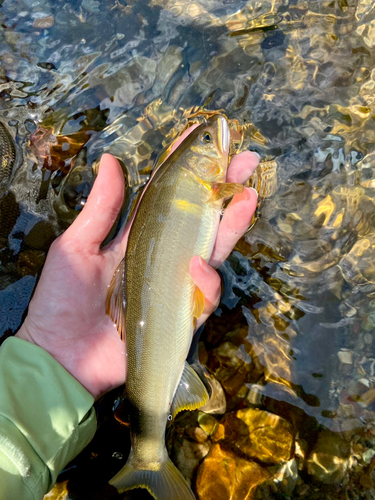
left=16, top=134, right=259, bottom=400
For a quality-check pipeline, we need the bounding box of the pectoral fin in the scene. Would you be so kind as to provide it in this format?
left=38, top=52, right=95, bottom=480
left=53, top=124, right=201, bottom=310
left=208, top=182, right=244, bottom=202
left=171, top=362, right=209, bottom=419
left=191, top=286, right=205, bottom=320
left=105, top=258, right=126, bottom=341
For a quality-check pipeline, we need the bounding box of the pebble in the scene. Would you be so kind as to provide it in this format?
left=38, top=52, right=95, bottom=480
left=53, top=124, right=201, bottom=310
left=338, top=349, right=353, bottom=364
left=33, top=16, right=54, bottom=29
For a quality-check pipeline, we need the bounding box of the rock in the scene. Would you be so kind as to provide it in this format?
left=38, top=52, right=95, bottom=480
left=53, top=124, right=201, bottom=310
left=207, top=341, right=252, bottom=399
left=43, top=480, right=69, bottom=499
left=17, top=250, right=46, bottom=276
left=213, top=408, right=294, bottom=465
left=306, top=430, right=351, bottom=484
left=33, top=16, right=54, bottom=29
left=185, top=426, right=208, bottom=443
left=359, top=388, right=375, bottom=407
left=338, top=349, right=353, bottom=364
left=197, top=412, right=218, bottom=437
left=172, top=437, right=210, bottom=483
left=271, top=458, right=299, bottom=496
left=196, top=443, right=269, bottom=500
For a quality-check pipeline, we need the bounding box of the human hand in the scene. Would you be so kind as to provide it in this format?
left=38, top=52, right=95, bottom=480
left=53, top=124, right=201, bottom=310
left=16, top=141, right=258, bottom=400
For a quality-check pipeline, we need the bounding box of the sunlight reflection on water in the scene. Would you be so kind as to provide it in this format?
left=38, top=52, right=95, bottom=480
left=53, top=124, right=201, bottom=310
left=0, top=0, right=375, bottom=498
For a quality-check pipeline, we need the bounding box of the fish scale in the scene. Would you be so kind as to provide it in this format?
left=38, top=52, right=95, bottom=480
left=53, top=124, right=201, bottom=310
left=0, top=122, right=17, bottom=198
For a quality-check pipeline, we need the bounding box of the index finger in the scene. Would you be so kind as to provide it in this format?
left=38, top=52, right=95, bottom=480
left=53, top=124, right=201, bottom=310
left=209, top=151, right=260, bottom=267
left=226, top=150, right=260, bottom=183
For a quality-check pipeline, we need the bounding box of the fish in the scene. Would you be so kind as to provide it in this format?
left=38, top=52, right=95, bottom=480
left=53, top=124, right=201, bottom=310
left=106, top=115, right=244, bottom=500
left=0, top=121, right=17, bottom=199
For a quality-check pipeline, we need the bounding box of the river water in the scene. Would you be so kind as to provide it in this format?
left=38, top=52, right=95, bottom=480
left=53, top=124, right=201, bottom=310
left=1, top=0, right=375, bottom=499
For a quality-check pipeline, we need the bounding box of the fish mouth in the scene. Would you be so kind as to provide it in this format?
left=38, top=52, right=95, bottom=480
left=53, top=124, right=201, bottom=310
left=218, top=115, right=230, bottom=155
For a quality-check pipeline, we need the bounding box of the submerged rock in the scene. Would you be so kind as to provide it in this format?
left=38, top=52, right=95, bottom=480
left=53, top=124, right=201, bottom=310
left=196, top=443, right=270, bottom=500
left=213, top=408, right=294, bottom=465
left=207, top=341, right=253, bottom=399
left=173, top=437, right=210, bottom=483
left=306, top=430, right=351, bottom=484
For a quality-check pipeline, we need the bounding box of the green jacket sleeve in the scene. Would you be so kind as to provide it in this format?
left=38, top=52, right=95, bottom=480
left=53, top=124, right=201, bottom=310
left=0, top=337, right=97, bottom=500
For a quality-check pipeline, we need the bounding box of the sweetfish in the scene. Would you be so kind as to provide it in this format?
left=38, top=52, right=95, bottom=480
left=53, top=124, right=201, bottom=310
left=0, top=121, right=17, bottom=198
left=107, top=115, right=244, bottom=500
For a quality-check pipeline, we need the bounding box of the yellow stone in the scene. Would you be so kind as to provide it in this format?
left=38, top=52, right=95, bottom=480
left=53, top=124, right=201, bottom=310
left=43, top=481, right=69, bottom=499
left=217, top=408, right=294, bottom=465
left=236, top=408, right=294, bottom=464
left=211, top=422, right=225, bottom=442
left=196, top=443, right=269, bottom=500
left=197, top=412, right=218, bottom=437
left=359, top=388, right=375, bottom=407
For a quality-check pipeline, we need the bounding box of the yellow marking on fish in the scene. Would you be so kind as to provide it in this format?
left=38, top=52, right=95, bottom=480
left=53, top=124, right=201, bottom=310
left=191, top=286, right=205, bottom=319
left=173, top=199, right=203, bottom=217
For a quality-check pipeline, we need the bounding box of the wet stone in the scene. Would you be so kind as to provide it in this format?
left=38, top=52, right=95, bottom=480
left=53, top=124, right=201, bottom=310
left=43, top=480, right=69, bottom=499
left=33, top=16, right=54, bottom=29
left=172, top=437, right=210, bottom=484
left=259, top=458, right=299, bottom=498
left=306, top=430, right=351, bottom=484
left=338, top=349, right=354, bottom=365
left=207, top=341, right=253, bottom=399
left=359, top=388, right=375, bottom=408
left=197, top=412, right=218, bottom=437
left=196, top=443, right=270, bottom=500
left=213, top=408, right=294, bottom=465
left=17, top=249, right=46, bottom=276
left=185, top=425, right=208, bottom=443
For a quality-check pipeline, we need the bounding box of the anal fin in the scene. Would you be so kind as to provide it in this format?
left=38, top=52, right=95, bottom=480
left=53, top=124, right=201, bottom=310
left=106, top=258, right=126, bottom=341
left=208, top=181, right=244, bottom=202
left=171, top=362, right=209, bottom=419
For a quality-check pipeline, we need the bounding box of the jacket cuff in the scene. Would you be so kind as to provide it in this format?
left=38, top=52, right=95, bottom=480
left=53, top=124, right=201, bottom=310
left=0, top=337, right=96, bottom=498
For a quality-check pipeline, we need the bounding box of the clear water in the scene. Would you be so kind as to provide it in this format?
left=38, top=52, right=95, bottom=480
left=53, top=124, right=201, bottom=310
left=1, top=0, right=375, bottom=498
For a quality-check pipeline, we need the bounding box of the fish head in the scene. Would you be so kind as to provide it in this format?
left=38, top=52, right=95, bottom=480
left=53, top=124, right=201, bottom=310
left=187, top=115, right=230, bottom=182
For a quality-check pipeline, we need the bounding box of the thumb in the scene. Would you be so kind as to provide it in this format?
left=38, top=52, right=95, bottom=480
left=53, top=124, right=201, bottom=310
left=61, top=154, right=125, bottom=251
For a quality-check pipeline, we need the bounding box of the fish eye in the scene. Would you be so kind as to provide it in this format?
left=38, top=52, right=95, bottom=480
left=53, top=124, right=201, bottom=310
left=200, top=131, right=212, bottom=143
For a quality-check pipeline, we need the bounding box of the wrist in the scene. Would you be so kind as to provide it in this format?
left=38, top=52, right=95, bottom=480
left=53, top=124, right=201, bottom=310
left=16, top=323, right=35, bottom=344
left=16, top=322, right=101, bottom=400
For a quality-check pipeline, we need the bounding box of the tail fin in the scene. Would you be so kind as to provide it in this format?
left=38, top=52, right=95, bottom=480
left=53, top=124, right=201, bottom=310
left=109, top=455, right=196, bottom=500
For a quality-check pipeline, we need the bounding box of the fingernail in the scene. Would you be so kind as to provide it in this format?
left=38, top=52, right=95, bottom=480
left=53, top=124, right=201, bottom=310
left=251, top=151, right=261, bottom=160
left=98, top=154, right=107, bottom=171
left=249, top=187, right=258, bottom=199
